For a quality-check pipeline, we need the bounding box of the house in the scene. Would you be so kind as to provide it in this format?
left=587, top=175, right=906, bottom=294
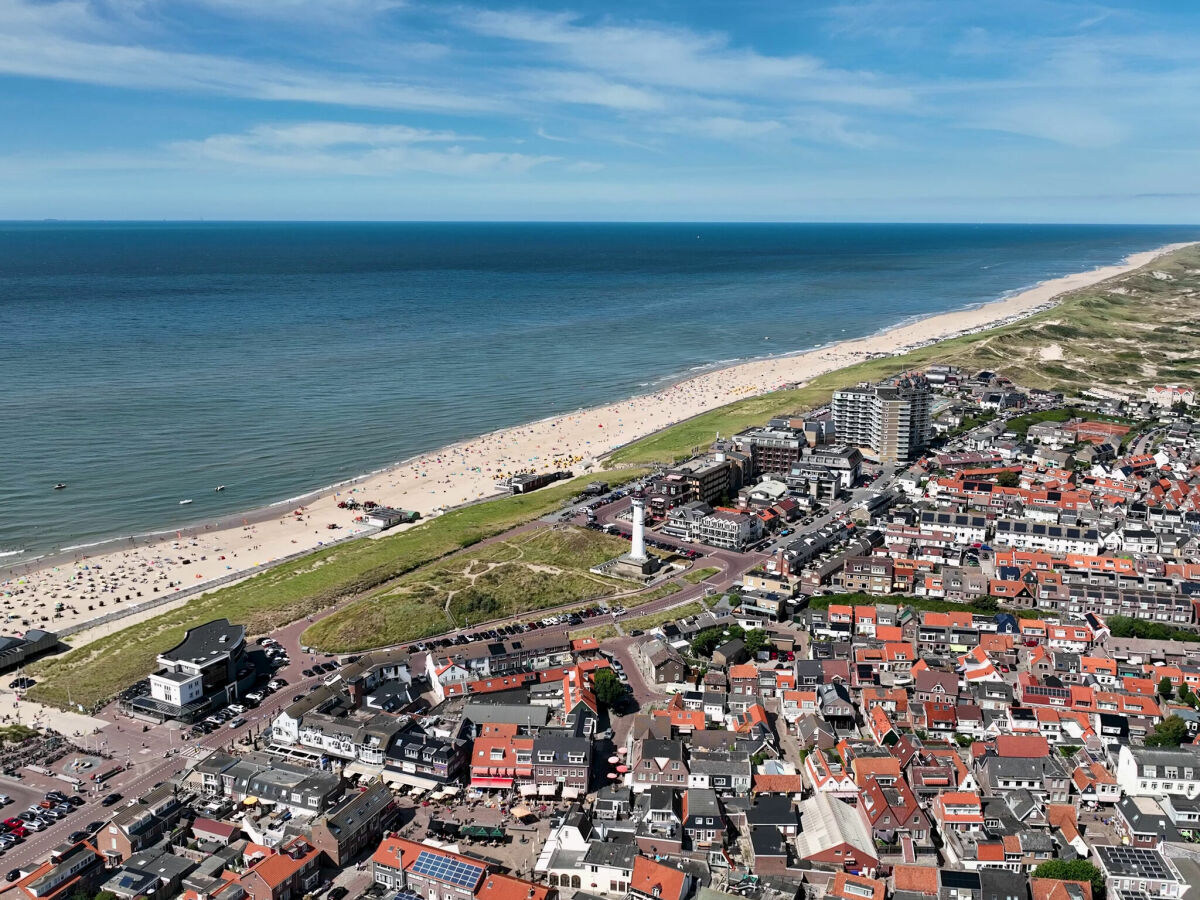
left=858, top=777, right=932, bottom=848
left=372, top=836, right=553, bottom=900
left=308, top=780, right=396, bottom=867
left=631, top=739, right=689, bottom=793
left=634, top=640, right=688, bottom=685
left=102, top=847, right=195, bottom=900
left=712, top=639, right=747, bottom=669
left=629, top=856, right=691, bottom=900
left=682, top=788, right=725, bottom=851
left=532, top=731, right=591, bottom=797
left=688, top=750, right=752, bottom=794
left=746, top=794, right=800, bottom=837
left=240, top=839, right=322, bottom=900
left=828, top=873, right=886, bottom=900
left=794, top=791, right=880, bottom=877
left=1094, top=845, right=1187, bottom=900
left=1116, top=744, right=1200, bottom=799
left=12, top=841, right=105, bottom=900
left=1115, top=795, right=1181, bottom=849
left=1030, top=878, right=1092, bottom=900
left=97, top=783, right=185, bottom=862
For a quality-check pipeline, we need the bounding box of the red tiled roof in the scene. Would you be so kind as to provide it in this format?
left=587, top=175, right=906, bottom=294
left=631, top=856, right=686, bottom=900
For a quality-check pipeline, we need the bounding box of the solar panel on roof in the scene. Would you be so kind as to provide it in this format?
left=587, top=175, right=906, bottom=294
left=411, top=850, right=484, bottom=888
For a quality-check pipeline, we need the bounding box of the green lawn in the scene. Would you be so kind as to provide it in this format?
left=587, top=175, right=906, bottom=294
left=625, top=600, right=704, bottom=632
left=683, top=566, right=721, bottom=584
left=28, top=470, right=647, bottom=710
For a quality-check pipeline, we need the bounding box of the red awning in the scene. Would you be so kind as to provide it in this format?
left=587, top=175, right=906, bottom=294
left=471, top=777, right=514, bottom=789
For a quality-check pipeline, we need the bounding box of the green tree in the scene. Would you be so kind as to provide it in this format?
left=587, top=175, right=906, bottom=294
left=691, top=625, right=745, bottom=658
left=1145, top=715, right=1191, bottom=748
left=1031, top=860, right=1105, bottom=900
left=744, top=629, right=770, bottom=655
left=1179, top=684, right=1192, bottom=703
left=1160, top=676, right=1176, bottom=698
left=995, top=470, right=1020, bottom=488
left=592, top=669, right=626, bottom=707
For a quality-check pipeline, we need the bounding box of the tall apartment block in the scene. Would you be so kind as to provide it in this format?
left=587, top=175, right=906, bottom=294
left=831, top=373, right=932, bottom=463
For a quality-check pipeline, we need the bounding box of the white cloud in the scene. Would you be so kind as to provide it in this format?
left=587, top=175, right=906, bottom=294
left=0, top=0, right=498, bottom=112
left=462, top=7, right=912, bottom=108
left=965, top=103, right=1125, bottom=148
left=172, top=121, right=558, bottom=176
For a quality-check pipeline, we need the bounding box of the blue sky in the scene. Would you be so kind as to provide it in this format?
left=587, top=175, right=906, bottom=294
left=1, top=0, right=1198, bottom=220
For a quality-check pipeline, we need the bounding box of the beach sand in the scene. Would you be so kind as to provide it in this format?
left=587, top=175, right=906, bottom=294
left=3, top=241, right=1193, bottom=645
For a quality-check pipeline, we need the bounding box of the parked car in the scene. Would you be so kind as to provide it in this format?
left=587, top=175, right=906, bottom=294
left=228, top=717, right=247, bottom=729
left=101, top=794, right=122, bottom=807
left=7, top=869, right=21, bottom=882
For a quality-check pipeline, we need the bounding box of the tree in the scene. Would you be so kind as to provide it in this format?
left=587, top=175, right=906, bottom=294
left=1145, top=715, right=1191, bottom=748
left=1160, top=676, right=1175, bottom=698
left=744, top=629, right=770, bottom=655
left=1032, top=860, right=1105, bottom=900
left=592, top=669, right=626, bottom=707
left=995, top=470, right=1020, bottom=488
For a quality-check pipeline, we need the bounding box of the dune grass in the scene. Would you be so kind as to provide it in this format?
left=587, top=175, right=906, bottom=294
left=28, top=471, right=647, bottom=710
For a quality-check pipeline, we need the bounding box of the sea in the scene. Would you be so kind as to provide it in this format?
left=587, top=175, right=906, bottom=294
left=2, top=222, right=1197, bottom=563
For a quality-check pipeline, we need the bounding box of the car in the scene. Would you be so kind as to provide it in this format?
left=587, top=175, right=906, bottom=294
left=2, top=819, right=20, bottom=830
left=0, top=836, right=14, bottom=848
left=0, top=797, right=9, bottom=807
left=20, top=820, right=42, bottom=832
left=227, top=704, right=246, bottom=715
left=301, top=669, right=315, bottom=678
left=329, top=887, right=349, bottom=900
left=6, top=869, right=20, bottom=882
left=228, top=717, right=247, bottom=729
left=293, top=693, right=305, bottom=702
left=45, top=792, right=66, bottom=803
left=101, top=794, right=122, bottom=808
left=7, top=678, right=34, bottom=690
left=7, top=828, right=24, bottom=840
left=628, top=629, right=644, bottom=637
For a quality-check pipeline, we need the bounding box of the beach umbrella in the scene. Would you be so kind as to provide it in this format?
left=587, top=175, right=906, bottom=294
left=616, top=764, right=628, bottom=773
left=607, top=773, right=618, bottom=780
left=608, top=756, right=619, bottom=764
left=617, top=747, right=627, bottom=756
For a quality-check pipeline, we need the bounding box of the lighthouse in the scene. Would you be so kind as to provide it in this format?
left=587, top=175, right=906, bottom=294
left=630, top=497, right=648, bottom=561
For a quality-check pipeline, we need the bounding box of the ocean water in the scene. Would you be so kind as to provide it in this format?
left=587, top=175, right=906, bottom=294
left=1, top=222, right=1197, bottom=561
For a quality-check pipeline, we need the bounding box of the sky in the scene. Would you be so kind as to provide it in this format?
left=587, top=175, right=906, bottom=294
left=0, top=0, right=1198, bottom=221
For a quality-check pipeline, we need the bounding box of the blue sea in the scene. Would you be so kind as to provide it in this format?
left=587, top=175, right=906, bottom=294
left=1, top=222, right=1197, bottom=561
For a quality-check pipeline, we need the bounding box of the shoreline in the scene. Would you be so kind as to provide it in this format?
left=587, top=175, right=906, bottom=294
left=2, top=239, right=1194, bottom=639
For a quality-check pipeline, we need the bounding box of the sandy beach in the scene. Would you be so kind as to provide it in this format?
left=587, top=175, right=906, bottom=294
left=2, top=240, right=1193, bottom=644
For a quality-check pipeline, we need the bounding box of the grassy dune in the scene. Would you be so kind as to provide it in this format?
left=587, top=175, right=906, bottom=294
left=302, top=526, right=630, bottom=653
left=28, top=472, right=646, bottom=710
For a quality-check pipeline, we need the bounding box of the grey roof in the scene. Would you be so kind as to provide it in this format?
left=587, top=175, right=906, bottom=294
left=746, top=795, right=797, bottom=828
left=640, top=738, right=685, bottom=761
left=161, top=618, right=244, bottom=664
left=1118, top=795, right=1181, bottom=842
left=464, top=702, right=550, bottom=727
left=582, top=841, right=637, bottom=870
left=684, top=789, right=722, bottom=820
left=322, top=780, right=392, bottom=836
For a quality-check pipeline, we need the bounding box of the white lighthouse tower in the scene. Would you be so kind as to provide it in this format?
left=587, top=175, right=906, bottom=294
left=630, top=497, right=648, bottom=561
left=609, top=492, right=662, bottom=581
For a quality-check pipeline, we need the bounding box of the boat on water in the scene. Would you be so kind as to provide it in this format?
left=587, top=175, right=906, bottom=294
left=179, top=499, right=193, bottom=505
left=53, top=483, right=66, bottom=490
left=215, top=485, right=226, bottom=492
